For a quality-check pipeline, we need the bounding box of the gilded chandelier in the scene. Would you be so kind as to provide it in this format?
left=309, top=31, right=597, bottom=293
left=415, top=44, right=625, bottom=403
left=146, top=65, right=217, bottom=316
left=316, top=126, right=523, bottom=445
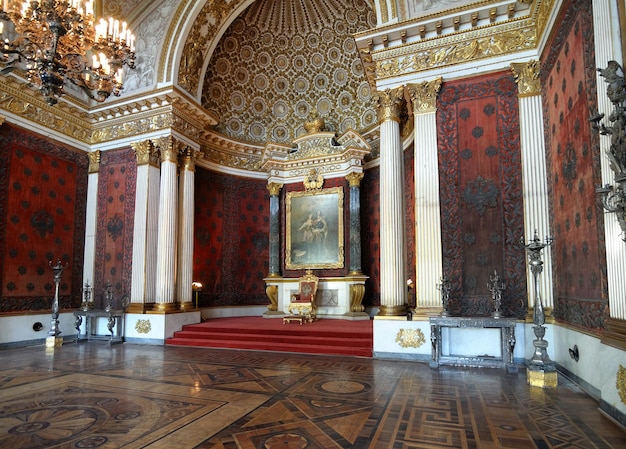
left=0, top=0, right=135, bottom=105
left=591, top=61, right=626, bottom=241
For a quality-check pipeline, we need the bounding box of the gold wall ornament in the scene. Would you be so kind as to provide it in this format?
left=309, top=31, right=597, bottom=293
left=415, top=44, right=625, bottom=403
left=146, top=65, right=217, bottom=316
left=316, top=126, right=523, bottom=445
left=87, top=150, right=101, bottom=174
left=303, top=169, right=324, bottom=191
left=511, top=60, right=541, bottom=97
left=618, top=365, right=626, bottom=405
left=395, top=328, right=426, bottom=348
left=346, top=172, right=364, bottom=188
left=349, top=283, right=365, bottom=312
left=267, top=182, right=283, bottom=196
left=135, top=319, right=152, bottom=334
left=407, top=77, right=443, bottom=114
left=374, top=86, right=405, bottom=123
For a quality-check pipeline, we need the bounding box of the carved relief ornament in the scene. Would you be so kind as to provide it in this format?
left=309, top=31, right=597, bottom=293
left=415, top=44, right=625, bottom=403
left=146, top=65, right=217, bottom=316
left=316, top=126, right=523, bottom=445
left=346, top=172, right=364, bottom=187
left=88, top=150, right=101, bottom=174
left=267, top=182, right=283, bottom=196
left=132, top=140, right=159, bottom=167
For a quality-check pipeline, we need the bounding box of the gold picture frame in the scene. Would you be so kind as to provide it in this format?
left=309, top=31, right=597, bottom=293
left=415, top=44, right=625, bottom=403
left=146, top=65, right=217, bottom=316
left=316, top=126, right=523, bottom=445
left=286, top=187, right=344, bottom=270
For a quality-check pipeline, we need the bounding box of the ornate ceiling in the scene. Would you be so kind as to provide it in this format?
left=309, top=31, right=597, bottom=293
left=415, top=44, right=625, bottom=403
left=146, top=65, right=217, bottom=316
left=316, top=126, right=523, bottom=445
left=200, top=0, right=378, bottom=146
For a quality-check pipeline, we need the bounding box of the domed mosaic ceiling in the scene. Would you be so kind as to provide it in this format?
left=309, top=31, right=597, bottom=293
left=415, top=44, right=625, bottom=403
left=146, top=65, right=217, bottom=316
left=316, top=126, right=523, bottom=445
left=201, top=0, right=378, bottom=145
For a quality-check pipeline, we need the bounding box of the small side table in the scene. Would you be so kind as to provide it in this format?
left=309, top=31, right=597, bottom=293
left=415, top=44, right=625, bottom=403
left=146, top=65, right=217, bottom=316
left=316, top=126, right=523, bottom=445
left=74, top=309, right=125, bottom=344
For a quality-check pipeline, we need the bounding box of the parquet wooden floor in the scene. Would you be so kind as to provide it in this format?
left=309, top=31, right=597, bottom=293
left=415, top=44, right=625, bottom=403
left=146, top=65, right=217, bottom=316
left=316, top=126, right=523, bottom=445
left=0, top=343, right=624, bottom=448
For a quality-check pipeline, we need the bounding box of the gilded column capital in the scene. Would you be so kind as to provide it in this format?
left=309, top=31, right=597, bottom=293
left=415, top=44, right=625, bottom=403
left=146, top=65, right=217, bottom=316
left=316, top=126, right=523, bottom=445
left=0, top=116, right=5, bottom=126
left=407, top=78, right=443, bottom=114
left=511, top=60, right=541, bottom=97
left=180, top=147, right=199, bottom=172
left=267, top=182, right=283, bottom=196
left=152, top=136, right=178, bottom=164
left=346, top=172, right=364, bottom=187
left=131, top=140, right=160, bottom=167
left=374, top=86, right=405, bottom=123
left=88, top=150, right=101, bottom=174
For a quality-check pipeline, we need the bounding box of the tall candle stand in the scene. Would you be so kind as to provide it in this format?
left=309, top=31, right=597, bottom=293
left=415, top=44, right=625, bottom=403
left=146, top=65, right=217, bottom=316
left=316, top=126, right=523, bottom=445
left=523, top=229, right=557, bottom=388
left=436, top=275, right=451, bottom=317
left=488, top=270, right=505, bottom=318
left=46, top=259, right=67, bottom=348
left=81, top=281, right=93, bottom=311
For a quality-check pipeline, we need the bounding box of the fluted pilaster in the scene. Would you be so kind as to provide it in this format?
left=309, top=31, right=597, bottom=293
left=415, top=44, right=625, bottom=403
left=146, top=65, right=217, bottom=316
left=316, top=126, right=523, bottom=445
left=82, top=150, right=100, bottom=298
left=511, top=61, right=555, bottom=319
left=153, top=136, right=179, bottom=312
left=592, top=0, right=626, bottom=321
left=376, top=86, right=407, bottom=316
left=346, top=172, right=364, bottom=275
left=407, top=79, right=443, bottom=317
left=129, top=141, right=160, bottom=313
left=177, top=148, right=197, bottom=311
left=267, top=182, right=283, bottom=277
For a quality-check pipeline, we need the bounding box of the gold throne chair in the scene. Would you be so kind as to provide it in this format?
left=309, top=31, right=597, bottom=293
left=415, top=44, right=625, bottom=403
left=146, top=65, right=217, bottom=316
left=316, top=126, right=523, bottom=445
left=284, top=270, right=318, bottom=324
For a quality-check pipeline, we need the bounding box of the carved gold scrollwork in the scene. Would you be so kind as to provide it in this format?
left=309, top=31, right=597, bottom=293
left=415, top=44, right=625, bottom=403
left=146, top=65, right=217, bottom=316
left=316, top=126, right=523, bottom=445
left=265, top=285, right=278, bottom=312
left=407, top=77, right=443, bottom=114
left=511, top=60, right=541, bottom=97
left=395, top=328, right=426, bottom=348
left=618, top=365, right=626, bottom=405
left=303, top=169, right=324, bottom=191
left=87, top=150, right=101, bottom=174
left=349, top=284, right=365, bottom=313
left=374, top=86, right=405, bottom=123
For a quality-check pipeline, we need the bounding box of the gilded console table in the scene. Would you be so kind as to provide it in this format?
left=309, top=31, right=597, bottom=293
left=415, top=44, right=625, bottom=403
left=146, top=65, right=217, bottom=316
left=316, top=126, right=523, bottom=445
left=74, top=309, right=125, bottom=345
left=429, top=316, right=517, bottom=373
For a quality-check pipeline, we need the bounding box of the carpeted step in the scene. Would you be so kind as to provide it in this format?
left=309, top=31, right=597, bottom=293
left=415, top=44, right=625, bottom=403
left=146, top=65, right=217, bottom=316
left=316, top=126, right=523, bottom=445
left=165, top=316, right=373, bottom=357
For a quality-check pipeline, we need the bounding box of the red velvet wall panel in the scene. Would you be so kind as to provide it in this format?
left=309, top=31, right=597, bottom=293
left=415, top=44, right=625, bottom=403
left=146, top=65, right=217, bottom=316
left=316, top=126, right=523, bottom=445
left=437, top=71, right=527, bottom=318
left=0, top=124, right=88, bottom=312
left=193, top=168, right=269, bottom=306
left=93, top=149, right=136, bottom=309
left=541, top=0, right=608, bottom=329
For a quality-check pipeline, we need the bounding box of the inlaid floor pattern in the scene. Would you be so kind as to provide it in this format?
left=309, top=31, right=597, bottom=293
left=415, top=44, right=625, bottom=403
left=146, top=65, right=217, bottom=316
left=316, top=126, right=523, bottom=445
left=0, top=343, right=624, bottom=448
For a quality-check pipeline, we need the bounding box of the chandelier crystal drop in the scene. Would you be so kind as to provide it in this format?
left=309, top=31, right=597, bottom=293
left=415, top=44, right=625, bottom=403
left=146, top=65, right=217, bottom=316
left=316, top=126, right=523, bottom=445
left=0, top=0, right=135, bottom=105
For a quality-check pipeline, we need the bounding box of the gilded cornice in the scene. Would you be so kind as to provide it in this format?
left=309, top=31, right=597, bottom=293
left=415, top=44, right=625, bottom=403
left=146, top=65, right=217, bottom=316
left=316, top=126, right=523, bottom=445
left=408, top=77, right=442, bottom=114
left=0, top=77, right=92, bottom=144
left=88, top=150, right=101, bottom=174
left=201, top=132, right=265, bottom=172
left=355, top=0, right=553, bottom=85
left=375, top=21, right=537, bottom=80
left=511, top=60, right=541, bottom=97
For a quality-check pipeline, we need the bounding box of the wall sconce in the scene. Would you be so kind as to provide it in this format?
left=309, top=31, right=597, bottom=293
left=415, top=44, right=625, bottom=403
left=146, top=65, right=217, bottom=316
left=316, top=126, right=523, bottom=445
left=591, top=60, right=626, bottom=241
left=192, top=281, right=203, bottom=309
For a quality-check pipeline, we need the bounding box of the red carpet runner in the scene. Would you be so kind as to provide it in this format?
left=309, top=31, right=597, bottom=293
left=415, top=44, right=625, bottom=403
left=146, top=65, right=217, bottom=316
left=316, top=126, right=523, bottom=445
left=166, top=316, right=373, bottom=357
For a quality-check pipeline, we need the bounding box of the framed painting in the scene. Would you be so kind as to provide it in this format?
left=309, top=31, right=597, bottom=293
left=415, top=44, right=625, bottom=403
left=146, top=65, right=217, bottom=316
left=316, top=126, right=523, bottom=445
left=286, top=186, right=344, bottom=270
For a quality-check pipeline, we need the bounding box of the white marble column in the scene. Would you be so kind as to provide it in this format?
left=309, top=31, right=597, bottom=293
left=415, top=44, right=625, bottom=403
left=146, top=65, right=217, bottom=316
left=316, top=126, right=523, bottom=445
left=407, top=79, right=443, bottom=318
left=376, top=86, right=408, bottom=316
left=129, top=141, right=160, bottom=313
left=153, top=136, right=179, bottom=312
left=82, top=150, right=100, bottom=307
left=592, top=0, right=626, bottom=346
left=177, top=147, right=197, bottom=311
left=511, top=61, right=555, bottom=321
